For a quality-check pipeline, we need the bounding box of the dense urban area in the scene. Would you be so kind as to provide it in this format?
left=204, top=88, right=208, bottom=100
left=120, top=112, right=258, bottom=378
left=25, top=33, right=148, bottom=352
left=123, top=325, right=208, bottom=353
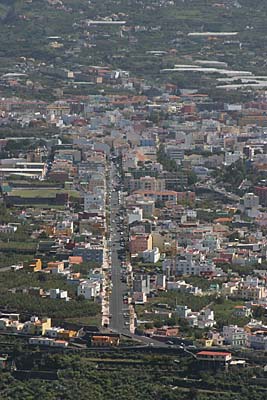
left=0, top=0, right=267, bottom=399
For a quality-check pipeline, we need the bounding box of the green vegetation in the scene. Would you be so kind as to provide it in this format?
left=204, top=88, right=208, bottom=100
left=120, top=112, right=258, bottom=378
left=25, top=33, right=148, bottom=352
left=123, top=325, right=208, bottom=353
left=0, top=0, right=267, bottom=398
left=64, top=315, right=101, bottom=327
left=212, top=297, right=250, bottom=329
left=0, top=271, right=71, bottom=291
left=0, top=271, right=100, bottom=322
left=136, top=284, right=256, bottom=332
left=0, top=350, right=266, bottom=400
left=184, top=276, right=222, bottom=291
left=0, top=292, right=100, bottom=321
left=10, top=189, right=80, bottom=198
left=0, top=241, right=36, bottom=253
left=157, top=144, right=179, bottom=173
left=213, top=159, right=259, bottom=191
left=72, top=262, right=100, bottom=277
left=148, top=291, right=213, bottom=312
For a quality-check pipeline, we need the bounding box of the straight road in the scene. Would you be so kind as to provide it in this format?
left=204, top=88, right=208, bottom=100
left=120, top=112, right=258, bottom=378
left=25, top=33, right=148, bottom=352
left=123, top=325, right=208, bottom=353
left=109, top=161, right=129, bottom=333
left=108, top=158, right=170, bottom=347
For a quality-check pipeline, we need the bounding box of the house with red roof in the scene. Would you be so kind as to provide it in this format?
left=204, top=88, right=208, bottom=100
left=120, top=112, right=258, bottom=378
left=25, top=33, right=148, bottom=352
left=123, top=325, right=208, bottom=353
left=196, top=351, right=232, bottom=369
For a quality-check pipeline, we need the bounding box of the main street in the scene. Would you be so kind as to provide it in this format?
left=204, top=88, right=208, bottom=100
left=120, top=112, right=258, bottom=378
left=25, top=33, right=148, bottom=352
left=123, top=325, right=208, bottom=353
left=107, top=157, right=169, bottom=348
left=109, top=159, right=129, bottom=333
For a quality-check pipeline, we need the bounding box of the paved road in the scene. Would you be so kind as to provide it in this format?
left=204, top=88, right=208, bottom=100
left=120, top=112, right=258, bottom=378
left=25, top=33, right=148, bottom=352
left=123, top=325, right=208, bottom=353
left=196, top=182, right=240, bottom=202
left=0, top=266, right=12, bottom=272
left=108, top=159, right=172, bottom=347
left=109, top=161, right=129, bottom=333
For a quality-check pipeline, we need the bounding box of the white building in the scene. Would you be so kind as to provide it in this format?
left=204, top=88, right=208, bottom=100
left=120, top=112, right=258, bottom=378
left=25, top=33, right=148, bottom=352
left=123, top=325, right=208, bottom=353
left=241, top=193, right=260, bottom=218
left=141, top=247, right=160, bottom=263
left=156, top=274, right=166, bottom=290
left=29, top=337, right=68, bottom=347
left=128, top=207, right=143, bottom=224
left=243, top=193, right=259, bottom=209
left=77, top=280, right=101, bottom=299
left=197, top=309, right=215, bottom=329
left=175, top=305, right=215, bottom=328
left=29, top=337, right=53, bottom=346
left=224, top=151, right=242, bottom=166
left=167, top=280, right=202, bottom=295
left=84, top=188, right=105, bottom=212
left=175, top=253, right=217, bottom=276
left=49, top=288, right=69, bottom=301
left=223, top=325, right=247, bottom=347
left=175, top=305, right=192, bottom=319
left=0, top=224, right=18, bottom=234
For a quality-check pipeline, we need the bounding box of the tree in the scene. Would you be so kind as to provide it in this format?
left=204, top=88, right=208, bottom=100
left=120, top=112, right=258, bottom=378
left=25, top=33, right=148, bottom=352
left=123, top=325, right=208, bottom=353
left=188, top=388, right=198, bottom=399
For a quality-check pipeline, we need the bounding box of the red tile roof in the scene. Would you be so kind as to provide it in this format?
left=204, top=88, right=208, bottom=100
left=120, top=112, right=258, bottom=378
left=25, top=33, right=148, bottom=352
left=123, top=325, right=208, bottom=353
left=134, top=190, right=178, bottom=195
left=197, top=351, right=231, bottom=357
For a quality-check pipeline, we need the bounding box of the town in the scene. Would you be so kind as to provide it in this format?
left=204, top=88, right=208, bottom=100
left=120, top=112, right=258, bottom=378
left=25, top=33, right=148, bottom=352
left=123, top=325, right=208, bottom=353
left=0, top=1, right=267, bottom=399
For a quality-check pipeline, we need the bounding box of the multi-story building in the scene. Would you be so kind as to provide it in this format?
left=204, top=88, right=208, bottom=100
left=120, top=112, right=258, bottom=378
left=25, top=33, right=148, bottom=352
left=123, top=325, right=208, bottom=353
left=196, top=351, right=232, bottom=369
left=135, top=199, right=155, bottom=218
left=128, top=207, right=143, bottom=224
left=0, top=224, right=17, bottom=234
left=223, top=325, right=248, bottom=347
left=22, top=316, right=51, bottom=336
left=165, top=146, right=184, bottom=165
left=77, top=280, right=101, bottom=299
left=84, top=189, right=105, bottom=212
left=141, top=247, right=160, bottom=263
left=240, top=193, right=260, bottom=217
left=49, top=289, right=69, bottom=301
left=133, top=274, right=150, bottom=294
left=46, top=261, right=65, bottom=274
left=160, top=171, right=188, bottom=191
left=255, top=186, right=267, bottom=206
left=175, top=253, right=217, bottom=276
left=248, top=331, right=267, bottom=350
left=224, top=151, right=242, bottom=166
left=129, top=234, right=153, bottom=254
left=133, top=190, right=178, bottom=205
left=73, top=245, right=104, bottom=264
left=129, top=176, right=165, bottom=193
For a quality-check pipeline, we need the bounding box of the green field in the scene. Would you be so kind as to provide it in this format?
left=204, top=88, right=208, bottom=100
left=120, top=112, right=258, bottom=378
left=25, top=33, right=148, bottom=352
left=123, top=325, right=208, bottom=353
left=10, top=189, right=80, bottom=198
